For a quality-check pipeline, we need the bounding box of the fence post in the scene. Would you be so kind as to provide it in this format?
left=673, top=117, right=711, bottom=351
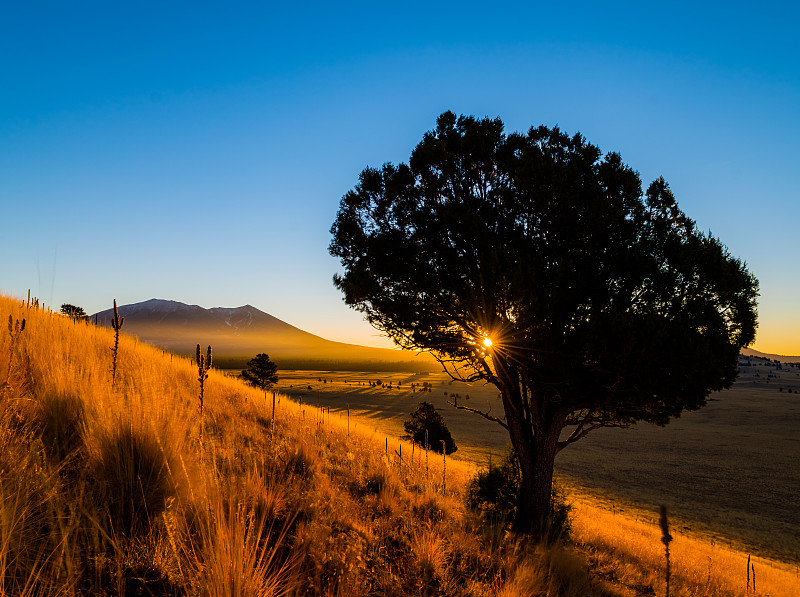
left=441, top=440, right=446, bottom=494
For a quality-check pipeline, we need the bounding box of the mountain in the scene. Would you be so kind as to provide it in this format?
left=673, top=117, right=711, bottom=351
left=93, top=299, right=436, bottom=370
left=741, top=347, right=800, bottom=363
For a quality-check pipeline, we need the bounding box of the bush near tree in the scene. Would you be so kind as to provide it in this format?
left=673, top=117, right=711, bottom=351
left=403, top=401, right=457, bottom=454
left=466, top=444, right=571, bottom=540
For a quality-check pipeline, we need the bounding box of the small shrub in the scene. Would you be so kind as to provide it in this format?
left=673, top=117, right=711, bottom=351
left=412, top=496, right=447, bottom=524
left=93, top=422, right=177, bottom=538
left=466, top=445, right=520, bottom=520
left=281, top=444, right=315, bottom=484
left=466, top=444, right=571, bottom=540
left=36, top=391, right=86, bottom=466
left=403, top=401, right=457, bottom=454
left=183, top=493, right=301, bottom=597
left=364, top=472, right=387, bottom=496
left=411, top=527, right=449, bottom=589
left=0, top=425, right=63, bottom=593
left=347, top=469, right=391, bottom=501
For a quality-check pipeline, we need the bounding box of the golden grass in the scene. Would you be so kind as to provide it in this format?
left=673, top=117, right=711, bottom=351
left=2, top=292, right=798, bottom=596
left=276, top=367, right=800, bottom=565
left=572, top=496, right=800, bottom=596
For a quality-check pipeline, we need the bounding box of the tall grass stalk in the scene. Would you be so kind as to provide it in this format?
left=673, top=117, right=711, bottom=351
left=660, top=505, right=673, bottom=597
left=110, top=299, right=124, bottom=386
left=196, top=343, right=211, bottom=433
left=747, top=553, right=751, bottom=592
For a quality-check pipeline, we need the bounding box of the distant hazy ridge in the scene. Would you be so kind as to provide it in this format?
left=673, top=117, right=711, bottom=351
left=93, top=299, right=436, bottom=370
left=741, top=347, right=800, bottom=363
left=93, top=300, right=797, bottom=369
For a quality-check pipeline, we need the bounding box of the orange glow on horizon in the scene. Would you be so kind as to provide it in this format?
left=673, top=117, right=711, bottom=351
left=750, top=329, right=800, bottom=358
left=751, top=341, right=800, bottom=358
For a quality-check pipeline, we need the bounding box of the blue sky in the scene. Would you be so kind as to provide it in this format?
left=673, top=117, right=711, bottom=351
left=1, top=2, right=798, bottom=353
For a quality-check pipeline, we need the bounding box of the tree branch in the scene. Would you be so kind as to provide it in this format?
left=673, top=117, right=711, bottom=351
left=556, top=417, right=631, bottom=453
left=439, top=357, right=484, bottom=384
left=447, top=399, right=508, bottom=430
left=556, top=424, right=603, bottom=453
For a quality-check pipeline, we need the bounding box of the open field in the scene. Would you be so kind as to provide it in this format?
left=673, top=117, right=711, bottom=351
left=271, top=360, right=800, bottom=565
left=5, top=295, right=800, bottom=596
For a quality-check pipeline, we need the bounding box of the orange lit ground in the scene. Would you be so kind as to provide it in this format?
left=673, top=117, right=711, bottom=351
left=265, top=358, right=800, bottom=565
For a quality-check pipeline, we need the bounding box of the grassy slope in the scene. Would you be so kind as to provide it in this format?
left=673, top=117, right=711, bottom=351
left=273, top=368, right=800, bottom=565
left=1, top=294, right=797, bottom=596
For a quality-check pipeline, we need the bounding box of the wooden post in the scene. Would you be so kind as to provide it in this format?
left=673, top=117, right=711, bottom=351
left=441, top=440, right=446, bottom=494
left=425, top=429, right=429, bottom=475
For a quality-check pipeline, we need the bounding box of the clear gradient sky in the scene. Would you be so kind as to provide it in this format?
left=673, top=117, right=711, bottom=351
left=1, top=2, right=798, bottom=354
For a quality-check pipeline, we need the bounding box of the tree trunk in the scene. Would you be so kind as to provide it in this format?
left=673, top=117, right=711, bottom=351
left=495, top=366, right=566, bottom=539
left=508, top=414, right=563, bottom=539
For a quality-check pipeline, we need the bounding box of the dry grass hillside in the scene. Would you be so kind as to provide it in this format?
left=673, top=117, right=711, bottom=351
left=1, top=294, right=797, bottom=596
left=274, top=366, right=800, bottom=565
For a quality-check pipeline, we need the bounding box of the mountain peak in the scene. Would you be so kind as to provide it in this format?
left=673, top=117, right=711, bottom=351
left=90, top=299, right=430, bottom=368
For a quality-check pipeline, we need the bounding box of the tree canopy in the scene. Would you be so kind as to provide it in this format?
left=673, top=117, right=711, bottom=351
left=60, top=304, right=88, bottom=322
left=240, top=354, right=279, bottom=395
left=330, top=111, right=758, bottom=536
left=403, top=401, right=457, bottom=455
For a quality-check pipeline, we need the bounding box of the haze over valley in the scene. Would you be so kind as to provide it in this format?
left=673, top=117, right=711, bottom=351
left=93, top=299, right=435, bottom=369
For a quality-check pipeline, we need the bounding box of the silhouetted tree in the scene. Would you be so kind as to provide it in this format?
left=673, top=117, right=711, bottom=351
left=60, top=304, right=88, bottom=322
left=240, top=353, right=279, bottom=398
left=330, top=111, right=759, bottom=537
left=403, top=401, right=457, bottom=454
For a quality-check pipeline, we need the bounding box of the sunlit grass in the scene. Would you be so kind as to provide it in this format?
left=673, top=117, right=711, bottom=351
left=572, top=498, right=799, bottom=596
left=1, top=292, right=798, bottom=596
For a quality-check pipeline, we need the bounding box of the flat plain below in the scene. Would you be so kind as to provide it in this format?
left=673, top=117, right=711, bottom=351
left=254, top=356, right=800, bottom=565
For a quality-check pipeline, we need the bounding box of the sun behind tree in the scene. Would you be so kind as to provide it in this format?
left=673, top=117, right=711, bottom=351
left=329, top=111, right=759, bottom=538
